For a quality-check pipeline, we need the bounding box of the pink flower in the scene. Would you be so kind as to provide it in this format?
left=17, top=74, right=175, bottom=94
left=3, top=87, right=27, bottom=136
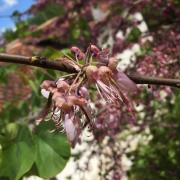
left=40, top=45, right=138, bottom=146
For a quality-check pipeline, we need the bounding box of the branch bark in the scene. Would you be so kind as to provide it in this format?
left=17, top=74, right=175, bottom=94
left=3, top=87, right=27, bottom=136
left=0, top=53, right=179, bottom=88
left=0, top=53, right=80, bottom=73
left=128, top=74, right=180, bottom=88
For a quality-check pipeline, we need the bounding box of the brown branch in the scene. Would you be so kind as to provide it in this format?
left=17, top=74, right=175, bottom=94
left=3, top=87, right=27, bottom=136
left=0, top=53, right=81, bottom=73
left=0, top=53, right=179, bottom=88
left=128, top=74, right=180, bottom=88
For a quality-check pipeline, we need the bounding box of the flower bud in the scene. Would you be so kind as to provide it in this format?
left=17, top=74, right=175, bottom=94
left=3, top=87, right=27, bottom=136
left=85, top=65, right=98, bottom=81
left=98, top=66, right=112, bottom=80
left=78, top=52, right=85, bottom=60
left=108, top=57, right=118, bottom=71
left=71, top=46, right=85, bottom=60
left=90, top=45, right=100, bottom=56
left=79, top=86, right=89, bottom=98
left=71, top=46, right=81, bottom=54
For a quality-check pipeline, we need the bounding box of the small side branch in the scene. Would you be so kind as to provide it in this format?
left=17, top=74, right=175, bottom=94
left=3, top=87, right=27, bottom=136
left=0, top=53, right=179, bottom=88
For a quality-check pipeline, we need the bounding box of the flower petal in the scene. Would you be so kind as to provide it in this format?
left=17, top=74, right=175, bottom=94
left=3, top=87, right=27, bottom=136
left=115, top=70, right=137, bottom=94
left=64, top=113, right=80, bottom=147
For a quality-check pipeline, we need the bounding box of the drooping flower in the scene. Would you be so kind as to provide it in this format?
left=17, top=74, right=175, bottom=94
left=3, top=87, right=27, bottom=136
left=85, top=62, right=137, bottom=119
left=40, top=79, right=90, bottom=147
left=40, top=45, right=137, bottom=146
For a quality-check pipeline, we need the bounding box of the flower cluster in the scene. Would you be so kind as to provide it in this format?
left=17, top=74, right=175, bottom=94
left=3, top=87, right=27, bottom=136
left=40, top=45, right=137, bottom=146
left=40, top=79, right=91, bottom=147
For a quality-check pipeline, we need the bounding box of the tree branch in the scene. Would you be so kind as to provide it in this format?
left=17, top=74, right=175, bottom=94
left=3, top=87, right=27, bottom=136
left=0, top=53, right=179, bottom=88
left=128, top=74, right=180, bottom=88
left=0, top=53, right=80, bottom=73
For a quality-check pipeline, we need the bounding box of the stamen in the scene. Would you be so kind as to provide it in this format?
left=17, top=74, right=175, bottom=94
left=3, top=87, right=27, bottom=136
left=68, top=70, right=82, bottom=93
left=96, top=83, right=106, bottom=102
left=97, top=80, right=116, bottom=99
left=75, top=54, right=80, bottom=64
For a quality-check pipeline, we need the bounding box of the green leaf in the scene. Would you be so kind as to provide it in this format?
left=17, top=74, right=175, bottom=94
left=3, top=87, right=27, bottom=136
left=0, top=144, right=2, bottom=166
left=0, top=126, right=35, bottom=180
left=29, top=4, right=64, bottom=25
left=34, top=122, right=70, bottom=178
left=28, top=80, right=38, bottom=94
left=0, top=123, right=19, bottom=148
left=127, top=27, right=141, bottom=42
left=174, top=0, right=180, bottom=7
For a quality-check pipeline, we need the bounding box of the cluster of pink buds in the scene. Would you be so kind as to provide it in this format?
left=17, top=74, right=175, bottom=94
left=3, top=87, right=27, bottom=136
left=40, top=45, right=137, bottom=146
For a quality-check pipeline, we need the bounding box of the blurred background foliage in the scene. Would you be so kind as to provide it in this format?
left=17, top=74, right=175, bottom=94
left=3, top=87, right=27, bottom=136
left=0, top=0, right=179, bottom=179
left=129, top=91, right=180, bottom=180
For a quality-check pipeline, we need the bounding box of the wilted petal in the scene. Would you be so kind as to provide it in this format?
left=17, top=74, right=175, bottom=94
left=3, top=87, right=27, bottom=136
left=41, top=89, right=50, bottom=99
left=40, top=80, right=56, bottom=90
left=55, top=97, right=66, bottom=108
left=115, top=70, right=137, bottom=94
left=52, top=91, right=63, bottom=99
left=67, top=95, right=87, bottom=106
left=64, top=113, right=79, bottom=147
left=56, top=80, right=70, bottom=92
